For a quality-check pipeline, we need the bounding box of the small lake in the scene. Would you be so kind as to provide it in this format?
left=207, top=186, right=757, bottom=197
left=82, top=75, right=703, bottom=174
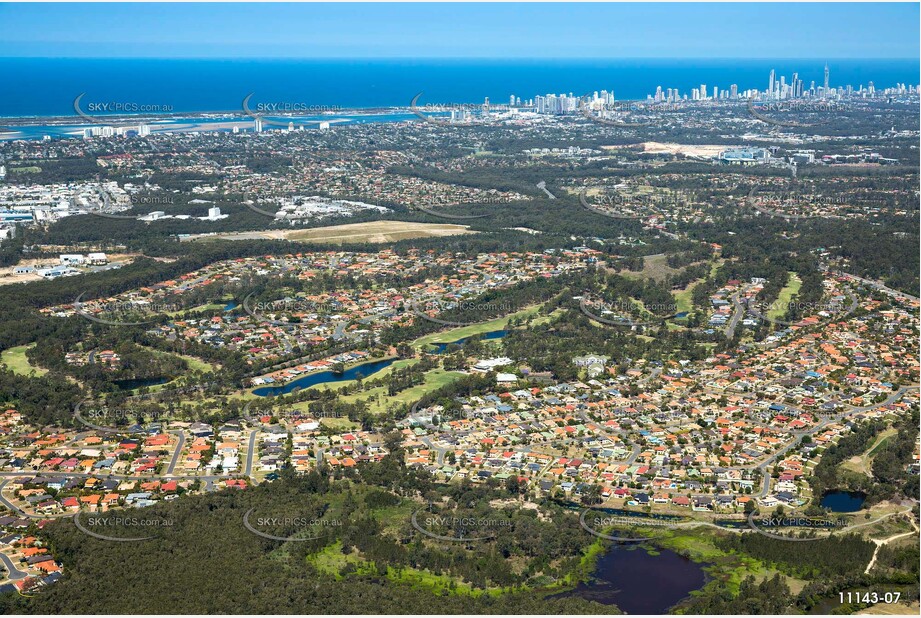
left=557, top=545, right=708, bottom=614
left=428, top=329, right=507, bottom=353
left=820, top=490, right=866, bottom=512
left=114, top=377, right=169, bottom=390
left=252, top=358, right=396, bottom=397
left=224, top=300, right=239, bottom=311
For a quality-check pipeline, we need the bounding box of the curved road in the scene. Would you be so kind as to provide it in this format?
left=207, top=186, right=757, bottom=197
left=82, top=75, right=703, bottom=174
left=0, top=552, right=27, bottom=580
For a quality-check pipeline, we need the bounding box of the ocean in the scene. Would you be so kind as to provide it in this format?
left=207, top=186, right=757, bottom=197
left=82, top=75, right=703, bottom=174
left=2, top=57, right=918, bottom=119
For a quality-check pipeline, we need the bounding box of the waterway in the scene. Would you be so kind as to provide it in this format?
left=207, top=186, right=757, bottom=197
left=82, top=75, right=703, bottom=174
left=428, top=329, right=507, bottom=353
left=820, top=490, right=866, bottom=512
left=252, top=358, right=397, bottom=397
left=557, top=545, right=709, bottom=614
left=114, top=377, right=169, bottom=390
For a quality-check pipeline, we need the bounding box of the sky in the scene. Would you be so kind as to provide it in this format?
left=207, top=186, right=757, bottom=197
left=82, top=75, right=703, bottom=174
left=0, top=3, right=917, bottom=59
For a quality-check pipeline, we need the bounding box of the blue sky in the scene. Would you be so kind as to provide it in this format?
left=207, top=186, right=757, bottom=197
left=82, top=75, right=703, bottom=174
left=0, top=3, right=917, bottom=59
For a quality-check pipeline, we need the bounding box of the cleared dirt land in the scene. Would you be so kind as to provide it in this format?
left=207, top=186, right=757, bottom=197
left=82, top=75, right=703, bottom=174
left=602, top=141, right=729, bottom=159
left=182, top=220, right=475, bottom=244
left=0, top=253, right=136, bottom=287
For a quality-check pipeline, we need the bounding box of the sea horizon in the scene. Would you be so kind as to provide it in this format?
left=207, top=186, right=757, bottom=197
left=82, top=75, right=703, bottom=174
left=2, top=57, right=918, bottom=120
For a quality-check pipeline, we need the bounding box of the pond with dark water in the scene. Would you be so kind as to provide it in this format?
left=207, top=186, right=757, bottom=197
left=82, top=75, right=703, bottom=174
left=820, top=490, right=866, bottom=512
left=556, top=544, right=708, bottom=614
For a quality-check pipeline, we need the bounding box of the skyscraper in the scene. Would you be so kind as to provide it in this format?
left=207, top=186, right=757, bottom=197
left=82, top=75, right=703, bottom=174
left=824, top=63, right=830, bottom=97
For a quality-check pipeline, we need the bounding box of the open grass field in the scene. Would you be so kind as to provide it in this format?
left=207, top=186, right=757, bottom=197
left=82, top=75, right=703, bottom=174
left=167, top=302, right=226, bottom=316
left=768, top=272, right=803, bottom=321
left=335, top=367, right=466, bottom=414
left=841, top=427, right=896, bottom=476
left=184, top=221, right=475, bottom=244
left=673, top=258, right=723, bottom=315
left=145, top=347, right=219, bottom=374
left=0, top=344, right=48, bottom=377
left=412, top=304, right=542, bottom=349
left=620, top=254, right=676, bottom=282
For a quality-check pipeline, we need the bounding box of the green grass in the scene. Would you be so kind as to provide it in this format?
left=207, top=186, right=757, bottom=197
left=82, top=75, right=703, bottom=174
left=308, top=541, right=508, bottom=597
left=840, top=428, right=896, bottom=476
left=530, top=307, right=563, bottom=326
left=146, top=347, right=218, bottom=373
left=318, top=417, right=360, bottom=431
left=768, top=272, right=803, bottom=321
left=1, top=344, right=48, bottom=377
left=867, top=434, right=894, bottom=457
left=333, top=367, right=466, bottom=414
left=307, top=356, right=410, bottom=393
left=411, top=304, right=542, bottom=350
left=673, top=284, right=697, bottom=315
left=168, top=302, right=225, bottom=316
left=308, top=541, right=372, bottom=577
left=304, top=498, right=530, bottom=597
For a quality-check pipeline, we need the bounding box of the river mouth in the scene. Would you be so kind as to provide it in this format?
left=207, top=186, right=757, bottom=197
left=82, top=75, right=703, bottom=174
left=820, top=490, right=867, bottom=512
left=554, top=544, right=709, bottom=614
